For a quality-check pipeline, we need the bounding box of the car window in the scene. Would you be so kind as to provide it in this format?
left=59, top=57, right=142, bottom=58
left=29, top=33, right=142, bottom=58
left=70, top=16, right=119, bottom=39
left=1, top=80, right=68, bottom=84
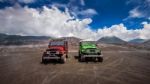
left=50, top=41, right=64, bottom=46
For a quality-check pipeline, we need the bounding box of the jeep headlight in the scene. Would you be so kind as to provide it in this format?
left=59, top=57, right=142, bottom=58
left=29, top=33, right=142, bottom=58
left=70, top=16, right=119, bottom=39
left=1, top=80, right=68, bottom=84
left=97, top=49, right=102, bottom=53
left=97, top=49, right=101, bottom=55
left=96, top=49, right=100, bottom=53
left=81, top=49, right=85, bottom=52
left=56, top=51, right=59, bottom=54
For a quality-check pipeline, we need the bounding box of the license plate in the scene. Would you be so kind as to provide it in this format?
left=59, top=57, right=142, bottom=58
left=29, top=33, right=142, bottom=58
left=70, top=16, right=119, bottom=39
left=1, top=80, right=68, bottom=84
left=50, top=54, right=55, bottom=56
left=90, top=50, right=95, bottom=52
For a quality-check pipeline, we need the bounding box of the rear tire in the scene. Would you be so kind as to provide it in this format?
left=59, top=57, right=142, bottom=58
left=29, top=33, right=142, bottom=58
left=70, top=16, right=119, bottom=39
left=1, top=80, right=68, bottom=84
left=66, top=55, right=68, bottom=58
left=94, top=57, right=97, bottom=62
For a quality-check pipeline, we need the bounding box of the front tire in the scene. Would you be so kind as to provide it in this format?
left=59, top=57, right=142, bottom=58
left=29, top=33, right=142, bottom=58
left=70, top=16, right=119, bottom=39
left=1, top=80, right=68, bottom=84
left=79, top=54, right=85, bottom=62
left=78, top=51, right=81, bottom=62
left=42, top=52, right=47, bottom=64
left=60, top=56, right=66, bottom=63
left=42, top=58, right=47, bottom=64
left=98, top=57, right=103, bottom=62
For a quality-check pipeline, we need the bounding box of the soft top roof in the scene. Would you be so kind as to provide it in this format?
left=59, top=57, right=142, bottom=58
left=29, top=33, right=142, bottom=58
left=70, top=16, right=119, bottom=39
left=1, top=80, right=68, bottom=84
left=81, top=42, right=97, bottom=49
left=50, top=38, right=66, bottom=42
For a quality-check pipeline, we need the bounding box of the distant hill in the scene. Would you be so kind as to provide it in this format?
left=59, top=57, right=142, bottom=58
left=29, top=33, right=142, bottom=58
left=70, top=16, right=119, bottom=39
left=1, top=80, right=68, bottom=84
left=128, top=38, right=146, bottom=44
left=142, top=40, right=150, bottom=48
left=135, top=40, right=150, bottom=50
left=127, top=39, right=150, bottom=50
left=143, top=40, right=150, bottom=45
left=0, top=33, right=51, bottom=45
left=60, top=37, right=81, bottom=50
left=61, top=36, right=81, bottom=45
left=97, top=36, right=127, bottom=44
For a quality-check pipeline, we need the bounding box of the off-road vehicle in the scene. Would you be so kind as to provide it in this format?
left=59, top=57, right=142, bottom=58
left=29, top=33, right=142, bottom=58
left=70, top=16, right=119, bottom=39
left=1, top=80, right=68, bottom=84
left=42, top=39, right=68, bottom=64
left=78, top=41, right=103, bottom=62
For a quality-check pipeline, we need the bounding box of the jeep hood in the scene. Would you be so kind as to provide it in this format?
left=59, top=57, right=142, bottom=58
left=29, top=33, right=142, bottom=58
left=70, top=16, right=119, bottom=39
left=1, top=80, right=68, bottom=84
left=82, top=44, right=96, bottom=49
left=49, top=46, right=64, bottom=51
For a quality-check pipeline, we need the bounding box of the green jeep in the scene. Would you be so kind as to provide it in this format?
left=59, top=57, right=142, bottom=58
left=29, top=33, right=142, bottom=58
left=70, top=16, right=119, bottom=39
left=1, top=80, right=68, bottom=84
left=78, top=41, right=103, bottom=62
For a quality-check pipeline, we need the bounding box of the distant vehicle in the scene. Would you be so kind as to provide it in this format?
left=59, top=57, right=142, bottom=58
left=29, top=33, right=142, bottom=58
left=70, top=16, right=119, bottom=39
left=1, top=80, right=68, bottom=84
left=42, top=39, right=68, bottom=64
left=78, top=41, right=103, bottom=62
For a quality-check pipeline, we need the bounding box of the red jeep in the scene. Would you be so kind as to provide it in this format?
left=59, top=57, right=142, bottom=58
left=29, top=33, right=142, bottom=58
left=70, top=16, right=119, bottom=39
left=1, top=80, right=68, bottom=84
left=42, top=39, right=68, bottom=64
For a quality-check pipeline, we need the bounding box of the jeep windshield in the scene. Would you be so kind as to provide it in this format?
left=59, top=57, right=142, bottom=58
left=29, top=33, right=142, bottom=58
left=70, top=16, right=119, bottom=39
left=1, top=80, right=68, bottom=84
left=81, top=42, right=97, bottom=48
left=49, top=41, right=64, bottom=46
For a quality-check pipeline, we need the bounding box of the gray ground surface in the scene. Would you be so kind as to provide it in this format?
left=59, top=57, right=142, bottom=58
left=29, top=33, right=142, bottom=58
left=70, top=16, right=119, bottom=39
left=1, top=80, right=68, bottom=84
left=0, top=44, right=150, bottom=84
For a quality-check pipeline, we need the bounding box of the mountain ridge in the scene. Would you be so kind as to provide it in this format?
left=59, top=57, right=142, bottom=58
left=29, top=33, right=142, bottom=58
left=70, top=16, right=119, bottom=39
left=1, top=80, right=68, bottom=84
left=128, top=38, right=146, bottom=44
left=97, top=36, right=127, bottom=44
left=0, top=33, right=51, bottom=45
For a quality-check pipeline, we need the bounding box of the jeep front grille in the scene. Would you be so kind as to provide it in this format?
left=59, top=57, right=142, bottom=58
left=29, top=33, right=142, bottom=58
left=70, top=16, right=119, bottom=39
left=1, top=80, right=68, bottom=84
left=90, top=49, right=95, bottom=52
left=50, top=51, right=56, bottom=54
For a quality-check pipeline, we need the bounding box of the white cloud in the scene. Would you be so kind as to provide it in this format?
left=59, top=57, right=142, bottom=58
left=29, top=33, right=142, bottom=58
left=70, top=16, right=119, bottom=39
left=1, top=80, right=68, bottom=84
left=140, top=23, right=150, bottom=39
left=80, top=0, right=85, bottom=6
left=97, top=23, right=150, bottom=41
left=141, top=21, right=148, bottom=25
left=129, top=7, right=142, bottom=18
left=67, top=0, right=97, bottom=18
left=51, top=3, right=67, bottom=8
left=70, top=8, right=98, bottom=18
left=97, top=24, right=140, bottom=41
left=0, top=6, right=150, bottom=41
left=0, top=0, right=15, bottom=3
left=0, top=0, right=3, bottom=2
left=0, top=0, right=35, bottom=3
left=0, top=6, right=96, bottom=40
left=18, top=0, right=35, bottom=3
left=125, top=0, right=150, bottom=20
left=78, top=8, right=97, bottom=16
left=124, top=7, right=143, bottom=21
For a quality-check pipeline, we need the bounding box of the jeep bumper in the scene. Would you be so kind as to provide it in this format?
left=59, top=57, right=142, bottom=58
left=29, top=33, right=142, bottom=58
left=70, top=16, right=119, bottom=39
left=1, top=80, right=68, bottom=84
left=43, top=56, right=60, bottom=59
left=83, top=55, right=103, bottom=58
